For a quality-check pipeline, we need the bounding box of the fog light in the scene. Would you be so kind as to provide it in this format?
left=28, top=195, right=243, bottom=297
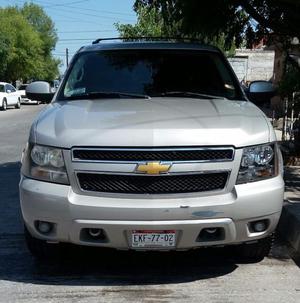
left=250, top=220, right=268, bottom=233
left=36, top=221, right=53, bottom=234
left=253, top=222, right=266, bottom=232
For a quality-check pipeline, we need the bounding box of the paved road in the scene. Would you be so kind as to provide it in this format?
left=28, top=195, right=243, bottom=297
left=0, top=105, right=299, bottom=303
left=0, top=104, right=44, bottom=164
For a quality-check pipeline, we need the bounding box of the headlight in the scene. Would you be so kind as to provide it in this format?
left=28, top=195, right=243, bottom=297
left=236, top=144, right=278, bottom=184
left=22, top=144, right=69, bottom=185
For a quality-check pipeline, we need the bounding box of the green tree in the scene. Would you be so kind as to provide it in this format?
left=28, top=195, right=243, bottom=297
left=115, top=5, right=166, bottom=37
left=135, top=0, right=300, bottom=48
left=21, top=3, right=57, bottom=53
left=115, top=4, right=236, bottom=53
left=0, top=3, right=60, bottom=83
left=0, top=7, right=44, bottom=82
left=0, top=32, right=10, bottom=77
left=126, top=0, right=300, bottom=98
left=279, top=62, right=300, bottom=98
left=21, top=3, right=60, bottom=81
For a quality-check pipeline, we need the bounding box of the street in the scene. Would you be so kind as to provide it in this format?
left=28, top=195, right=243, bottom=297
left=0, top=105, right=299, bottom=303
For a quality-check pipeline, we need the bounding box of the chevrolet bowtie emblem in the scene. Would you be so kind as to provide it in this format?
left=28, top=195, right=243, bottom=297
left=136, top=161, right=172, bottom=175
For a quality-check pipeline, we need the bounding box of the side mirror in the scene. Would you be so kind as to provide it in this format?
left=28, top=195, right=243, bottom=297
left=247, top=81, right=275, bottom=105
left=26, top=81, right=55, bottom=104
left=6, top=89, right=11, bottom=93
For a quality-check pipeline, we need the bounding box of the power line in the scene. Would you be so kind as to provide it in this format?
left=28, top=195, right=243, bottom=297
left=43, top=0, right=91, bottom=8
left=57, top=30, right=115, bottom=33
left=78, top=8, right=136, bottom=17
left=52, top=52, right=75, bottom=55
left=58, top=38, right=97, bottom=41
left=48, top=9, right=111, bottom=25
left=33, top=0, right=136, bottom=17
left=2, top=0, right=135, bottom=17
left=53, top=20, right=108, bottom=25
left=24, top=0, right=136, bottom=22
left=4, top=0, right=135, bottom=22
left=45, top=6, right=135, bottom=23
left=24, top=0, right=88, bottom=7
left=1, top=1, right=108, bottom=25
left=55, top=41, right=91, bottom=44
left=52, top=5, right=136, bottom=17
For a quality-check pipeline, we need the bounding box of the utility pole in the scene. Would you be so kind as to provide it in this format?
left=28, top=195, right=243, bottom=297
left=66, top=48, right=69, bottom=68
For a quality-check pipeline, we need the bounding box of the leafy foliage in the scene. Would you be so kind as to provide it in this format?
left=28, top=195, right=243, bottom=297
left=115, top=4, right=236, bottom=53
left=115, top=5, right=167, bottom=37
left=117, top=0, right=300, bottom=97
left=133, top=0, right=300, bottom=48
left=21, top=3, right=57, bottom=55
left=0, top=4, right=60, bottom=83
left=279, top=62, right=300, bottom=98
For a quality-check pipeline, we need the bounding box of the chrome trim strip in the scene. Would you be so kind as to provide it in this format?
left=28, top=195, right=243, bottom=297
left=75, top=169, right=231, bottom=177
left=71, top=147, right=235, bottom=164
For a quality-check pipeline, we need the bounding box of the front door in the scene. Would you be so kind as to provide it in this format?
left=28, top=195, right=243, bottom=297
left=5, top=84, right=19, bottom=105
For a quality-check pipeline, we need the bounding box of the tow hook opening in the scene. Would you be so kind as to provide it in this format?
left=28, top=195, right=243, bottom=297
left=80, top=228, right=108, bottom=243
left=197, top=227, right=225, bottom=242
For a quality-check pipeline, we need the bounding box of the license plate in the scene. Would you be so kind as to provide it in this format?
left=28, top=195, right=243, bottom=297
left=131, top=230, right=176, bottom=248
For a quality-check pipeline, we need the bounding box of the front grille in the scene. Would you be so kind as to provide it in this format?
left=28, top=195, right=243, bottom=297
left=77, top=172, right=229, bottom=194
left=73, top=148, right=234, bottom=162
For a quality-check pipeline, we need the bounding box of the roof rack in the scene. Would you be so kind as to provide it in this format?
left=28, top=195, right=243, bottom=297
left=92, top=37, right=204, bottom=45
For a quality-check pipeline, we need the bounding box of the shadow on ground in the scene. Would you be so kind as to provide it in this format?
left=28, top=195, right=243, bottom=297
left=284, top=166, right=300, bottom=197
left=0, top=161, right=298, bottom=287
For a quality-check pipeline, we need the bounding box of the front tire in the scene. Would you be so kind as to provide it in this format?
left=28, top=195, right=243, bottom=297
left=235, top=235, right=273, bottom=261
left=24, top=225, right=62, bottom=262
left=1, top=99, right=7, bottom=111
left=15, top=99, right=21, bottom=109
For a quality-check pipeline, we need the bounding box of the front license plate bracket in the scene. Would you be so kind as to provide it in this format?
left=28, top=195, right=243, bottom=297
left=131, top=230, right=176, bottom=248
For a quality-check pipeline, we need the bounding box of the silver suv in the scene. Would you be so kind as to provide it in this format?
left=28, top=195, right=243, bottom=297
left=20, top=40, right=284, bottom=261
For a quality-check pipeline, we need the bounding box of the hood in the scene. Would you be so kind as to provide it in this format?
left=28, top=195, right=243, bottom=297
left=33, top=97, right=272, bottom=148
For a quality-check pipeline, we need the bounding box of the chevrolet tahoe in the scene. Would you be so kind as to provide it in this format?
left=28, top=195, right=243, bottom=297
left=20, top=40, right=284, bottom=261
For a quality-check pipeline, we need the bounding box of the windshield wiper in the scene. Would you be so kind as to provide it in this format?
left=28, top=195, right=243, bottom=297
left=65, top=91, right=150, bottom=100
left=159, top=91, right=227, bottom=100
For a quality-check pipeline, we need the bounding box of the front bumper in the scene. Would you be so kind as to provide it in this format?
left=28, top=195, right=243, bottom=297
left=20, top=175, right=284, bottom=250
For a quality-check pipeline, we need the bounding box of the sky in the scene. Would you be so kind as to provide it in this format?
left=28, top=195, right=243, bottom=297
left=0, top=0, right=137, bottom=73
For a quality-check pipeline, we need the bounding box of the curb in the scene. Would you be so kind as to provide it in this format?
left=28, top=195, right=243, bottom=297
left=279, top=165, right=300, bottom=253
left=278, top=201, right=300, bottom=253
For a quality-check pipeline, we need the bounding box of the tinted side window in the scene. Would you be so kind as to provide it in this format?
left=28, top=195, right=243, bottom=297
left=9, top=85, right=16, bottom=92
left=6, top=84, right=16, bottom=92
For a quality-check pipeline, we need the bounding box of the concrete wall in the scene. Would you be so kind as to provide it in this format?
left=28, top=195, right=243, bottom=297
left=228, top=49, right=275, bottom=83
left=227, top=57, right=248, bottom=82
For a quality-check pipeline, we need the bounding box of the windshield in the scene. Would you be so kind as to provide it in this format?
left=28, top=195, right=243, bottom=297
left=0, top=85, right=4, bottom=93
left=60, top=49, right=242, bottom=100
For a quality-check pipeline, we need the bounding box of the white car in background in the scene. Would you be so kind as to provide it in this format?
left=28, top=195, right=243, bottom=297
left=17, top=84, right=39, bottom=105
left=0, top=82, right=21, bottom=111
